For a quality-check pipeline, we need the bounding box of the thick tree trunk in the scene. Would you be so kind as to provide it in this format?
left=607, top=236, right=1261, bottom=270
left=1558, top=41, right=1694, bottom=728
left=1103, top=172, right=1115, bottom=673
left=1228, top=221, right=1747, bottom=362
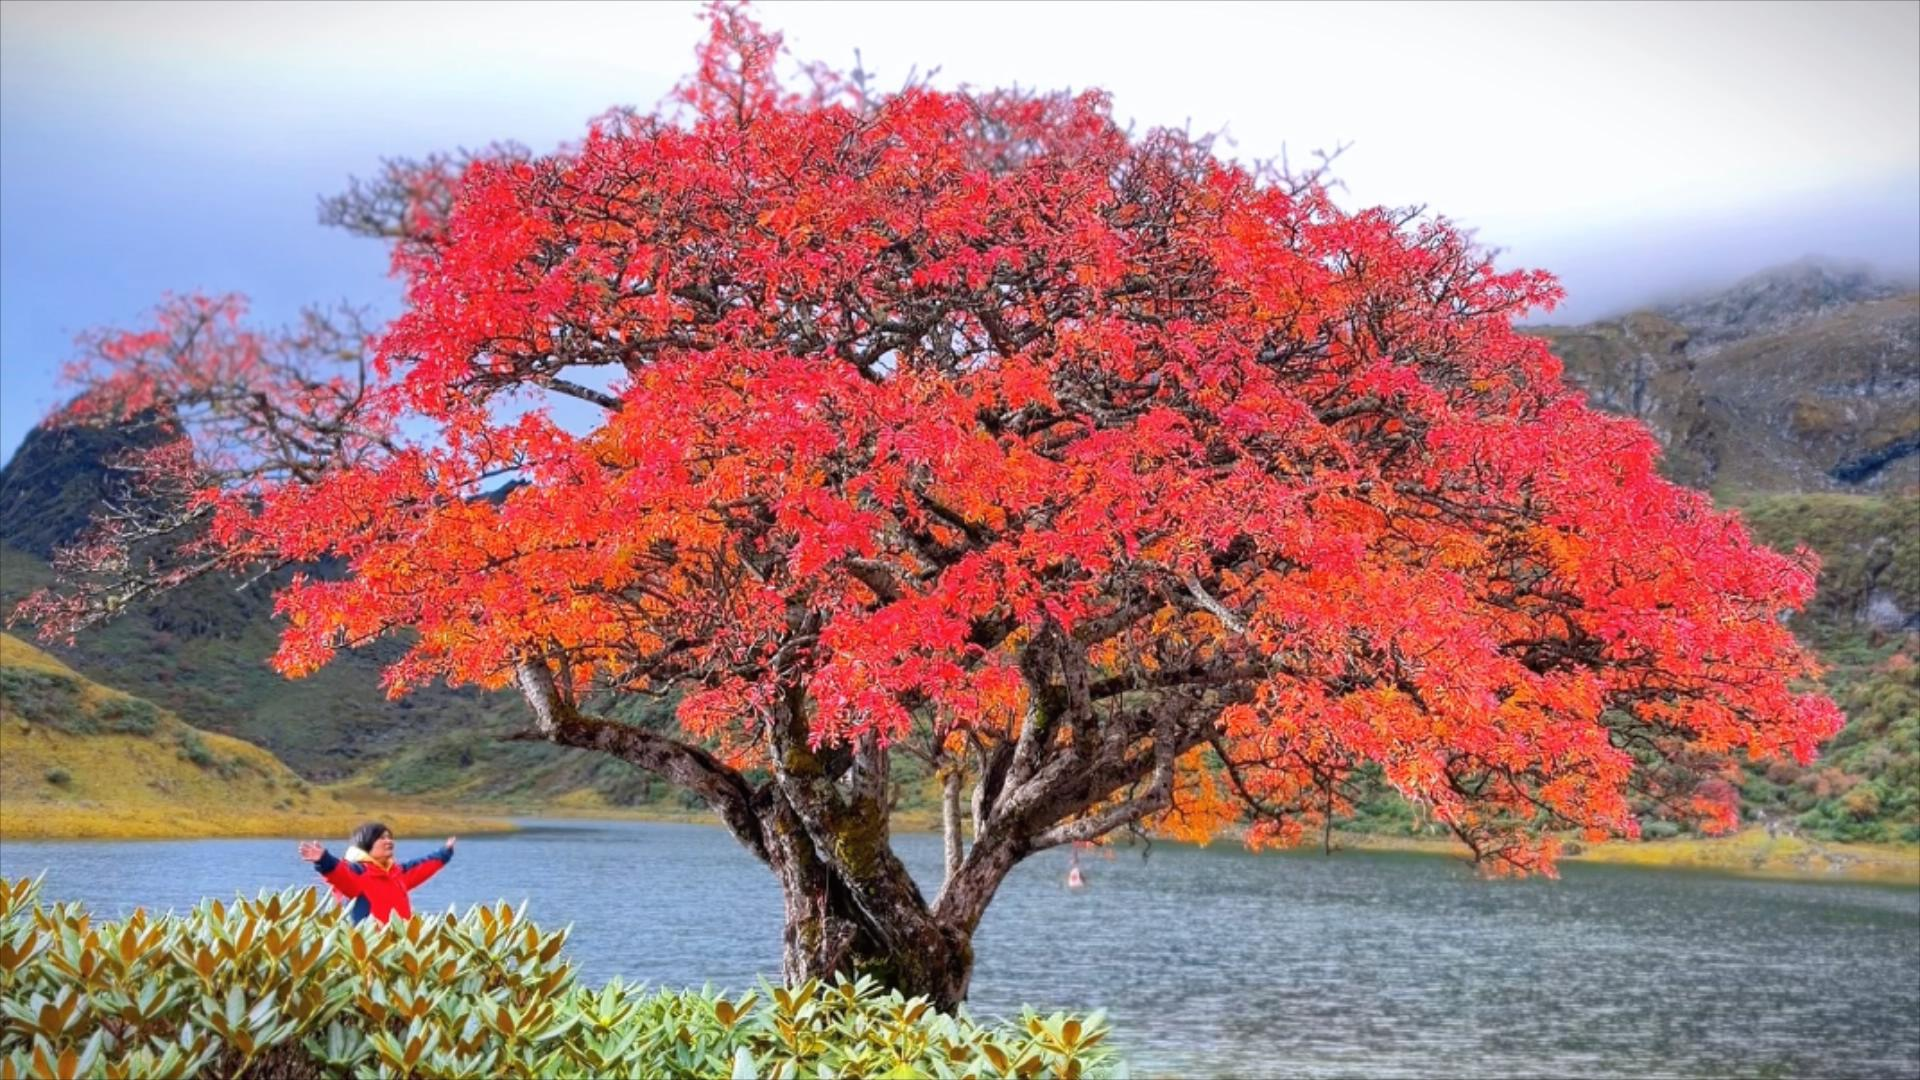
left=759, top=787, right=976, bottom=1010
left=778, top=890, right=974, bottom=1011
left=516, top=658, right=987, bottom=1009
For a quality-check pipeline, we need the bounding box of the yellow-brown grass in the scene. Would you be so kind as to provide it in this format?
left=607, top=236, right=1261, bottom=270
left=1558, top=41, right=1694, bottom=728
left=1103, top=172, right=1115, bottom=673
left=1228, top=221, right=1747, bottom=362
left=1333, top=827, right=1919, bottom=887
left=0, top=634, right=508, bottom=841
left=1567, top=827, right=1919, bottom=887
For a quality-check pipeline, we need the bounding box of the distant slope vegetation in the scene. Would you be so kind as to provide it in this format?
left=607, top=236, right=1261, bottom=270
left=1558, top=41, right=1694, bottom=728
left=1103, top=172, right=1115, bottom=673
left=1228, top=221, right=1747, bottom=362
left=0, top=543, right=677, bottom=815
left=0, top=258, right=1914, bottom=839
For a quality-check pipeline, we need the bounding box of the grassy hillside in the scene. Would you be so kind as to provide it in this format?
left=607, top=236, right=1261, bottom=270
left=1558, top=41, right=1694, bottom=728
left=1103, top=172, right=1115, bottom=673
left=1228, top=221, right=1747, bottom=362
left=0, top=633, right=496, bottom=840
left=1736, top=492, right=1920, bottom=633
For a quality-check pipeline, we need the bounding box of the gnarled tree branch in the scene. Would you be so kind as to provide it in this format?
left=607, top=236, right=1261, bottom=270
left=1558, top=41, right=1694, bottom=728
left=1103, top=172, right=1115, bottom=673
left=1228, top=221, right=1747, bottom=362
left=512, top=657, right=769, bottom=863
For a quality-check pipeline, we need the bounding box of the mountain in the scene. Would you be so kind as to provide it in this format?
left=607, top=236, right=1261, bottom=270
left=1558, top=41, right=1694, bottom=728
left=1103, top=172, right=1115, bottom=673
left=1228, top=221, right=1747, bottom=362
left=0, top=415, right=174, bottom=561
left=0, top=258, right=1914, bottom=840
left=1653, top=257, right=1913, bottom=351
left=1533, top=266, right=1919, bottom=492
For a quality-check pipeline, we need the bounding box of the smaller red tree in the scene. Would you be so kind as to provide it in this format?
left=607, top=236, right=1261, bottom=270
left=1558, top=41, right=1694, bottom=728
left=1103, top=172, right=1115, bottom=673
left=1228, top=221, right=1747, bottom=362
left=19, top=4, right=1841, bottom=1009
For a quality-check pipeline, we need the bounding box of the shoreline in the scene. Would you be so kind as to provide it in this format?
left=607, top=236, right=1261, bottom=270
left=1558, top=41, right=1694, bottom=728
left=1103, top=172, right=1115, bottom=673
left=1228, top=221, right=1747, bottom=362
left=0, top=787, right=518, bottom=842
left=1317, top=827, right=1920, bottom=888
left=0, top=807, right=517, bottom=842
left=8, top=799, right=1913, bottom=888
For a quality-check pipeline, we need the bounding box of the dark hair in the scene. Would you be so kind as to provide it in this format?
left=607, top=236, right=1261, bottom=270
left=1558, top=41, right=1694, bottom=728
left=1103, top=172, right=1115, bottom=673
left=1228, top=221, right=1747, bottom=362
left=349, top=821, right=392, bottom=853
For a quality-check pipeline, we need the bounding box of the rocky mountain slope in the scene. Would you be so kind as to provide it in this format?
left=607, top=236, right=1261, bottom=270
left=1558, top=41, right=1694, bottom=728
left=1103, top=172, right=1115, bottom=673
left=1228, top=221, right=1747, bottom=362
left=1532, top=259, right=1920, bottom=493
left=1653, top=256, right=1912, bottom=350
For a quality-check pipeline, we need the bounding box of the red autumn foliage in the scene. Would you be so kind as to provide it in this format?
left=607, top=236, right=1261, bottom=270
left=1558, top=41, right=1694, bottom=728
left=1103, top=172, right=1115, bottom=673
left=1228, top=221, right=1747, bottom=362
left=17, top=0, right=1842, bottom=1001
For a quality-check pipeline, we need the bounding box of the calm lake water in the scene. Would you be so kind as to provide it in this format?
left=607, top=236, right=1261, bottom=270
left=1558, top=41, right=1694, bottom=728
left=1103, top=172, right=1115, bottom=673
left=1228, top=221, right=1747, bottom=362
left=3, top=820, right=1916, bottom=1078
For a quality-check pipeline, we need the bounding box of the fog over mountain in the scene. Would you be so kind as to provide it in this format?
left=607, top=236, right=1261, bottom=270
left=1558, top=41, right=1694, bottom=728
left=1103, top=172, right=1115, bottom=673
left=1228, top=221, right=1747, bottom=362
left=1510, top=173, right=1920, bottom=326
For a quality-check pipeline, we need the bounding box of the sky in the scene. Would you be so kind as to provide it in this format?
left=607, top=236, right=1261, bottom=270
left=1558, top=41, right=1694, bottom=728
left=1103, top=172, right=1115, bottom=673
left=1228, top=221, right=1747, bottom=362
left=3, top=0, right=1916, bottom=464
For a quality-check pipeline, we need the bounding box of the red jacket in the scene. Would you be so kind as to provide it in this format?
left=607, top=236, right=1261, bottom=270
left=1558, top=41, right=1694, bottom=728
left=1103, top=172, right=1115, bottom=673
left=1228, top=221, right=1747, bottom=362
left=313, top=846, right=451, bottom=923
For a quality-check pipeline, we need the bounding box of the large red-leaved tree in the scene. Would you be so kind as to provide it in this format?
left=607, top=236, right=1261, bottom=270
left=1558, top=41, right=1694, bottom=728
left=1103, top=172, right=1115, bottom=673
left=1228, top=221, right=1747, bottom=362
left=19, top=4, right=1841, bottom=1009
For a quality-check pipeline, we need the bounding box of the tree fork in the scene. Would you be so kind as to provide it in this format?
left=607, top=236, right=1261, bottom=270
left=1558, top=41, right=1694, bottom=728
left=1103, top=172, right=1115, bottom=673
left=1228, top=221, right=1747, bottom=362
left=516, top=658, right=980, bottom=1009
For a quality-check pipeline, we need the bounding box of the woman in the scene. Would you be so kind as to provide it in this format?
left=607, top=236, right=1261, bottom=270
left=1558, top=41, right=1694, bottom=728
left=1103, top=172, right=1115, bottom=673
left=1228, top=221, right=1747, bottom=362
left=298, top=822, right=455, bottom=924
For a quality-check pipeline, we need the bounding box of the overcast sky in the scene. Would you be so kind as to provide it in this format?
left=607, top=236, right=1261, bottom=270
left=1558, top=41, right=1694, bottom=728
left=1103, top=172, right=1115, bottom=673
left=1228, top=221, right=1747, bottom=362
left=3, top=0, right=1916, bottom=463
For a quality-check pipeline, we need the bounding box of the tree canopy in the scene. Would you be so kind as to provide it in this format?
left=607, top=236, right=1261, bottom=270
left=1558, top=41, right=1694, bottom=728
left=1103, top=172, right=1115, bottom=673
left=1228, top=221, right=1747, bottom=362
left=19, top=2, right=1842, bottom=1006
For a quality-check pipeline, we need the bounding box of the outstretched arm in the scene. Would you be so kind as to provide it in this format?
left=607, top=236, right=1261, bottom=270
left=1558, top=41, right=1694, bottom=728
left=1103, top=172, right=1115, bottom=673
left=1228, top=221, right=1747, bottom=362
left=301, top=841, right=365, bottom=898
left=400, top=837, right=455, bottom=889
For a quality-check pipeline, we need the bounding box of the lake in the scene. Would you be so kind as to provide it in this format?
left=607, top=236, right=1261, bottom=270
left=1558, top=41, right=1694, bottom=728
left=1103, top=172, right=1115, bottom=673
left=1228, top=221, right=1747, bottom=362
left=3, top=819, right=1916, bottom=1078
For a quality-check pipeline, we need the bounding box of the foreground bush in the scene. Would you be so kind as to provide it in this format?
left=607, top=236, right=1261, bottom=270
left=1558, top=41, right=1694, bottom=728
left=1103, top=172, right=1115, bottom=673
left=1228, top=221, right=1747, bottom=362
left=0, top=877, right=1121, bottom=1078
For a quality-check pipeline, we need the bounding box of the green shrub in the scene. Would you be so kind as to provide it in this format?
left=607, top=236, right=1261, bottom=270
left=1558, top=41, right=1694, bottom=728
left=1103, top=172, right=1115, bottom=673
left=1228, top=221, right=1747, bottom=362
left=174, top=730, right=215, bottom=769
left=1730, top=638, right=1920, bottom=843
left=41, top=768, right=70, bottom=788
left=0, top=877, right=1123, bottom=1079
left=1639, top=820, right=1683, bottom=840
left=92, top=696, right=161, bottom=736
left=0, top=668, right=87, bottom=733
